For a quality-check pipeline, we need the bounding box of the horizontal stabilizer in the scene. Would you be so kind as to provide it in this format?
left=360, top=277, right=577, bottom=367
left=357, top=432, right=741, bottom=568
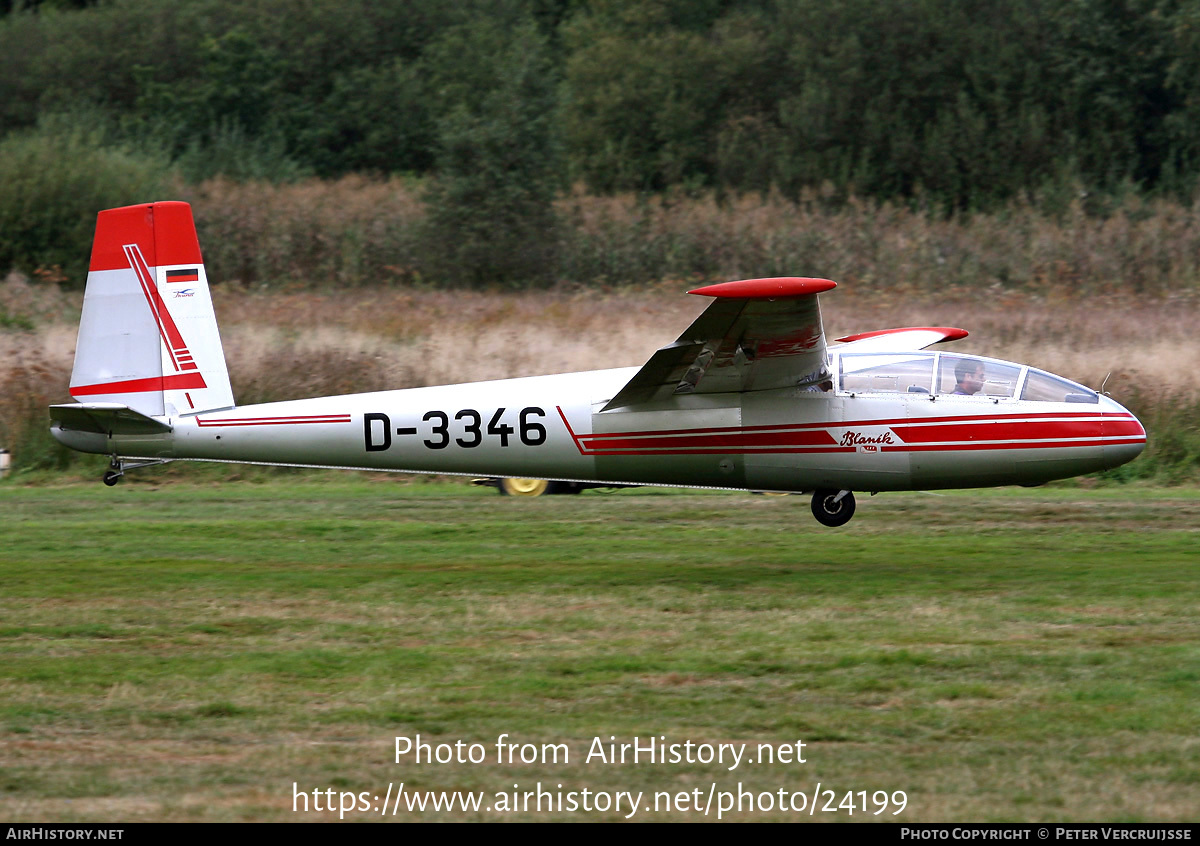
left=49, top=403, right=172, bottom=436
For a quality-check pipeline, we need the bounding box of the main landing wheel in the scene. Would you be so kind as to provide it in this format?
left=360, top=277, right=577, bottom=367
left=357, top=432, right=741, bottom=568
left=102, top=469, right=122, bottom=487
left=811, top=489, right=856, bottom=527
left=498, top=477, right=551, bottom=497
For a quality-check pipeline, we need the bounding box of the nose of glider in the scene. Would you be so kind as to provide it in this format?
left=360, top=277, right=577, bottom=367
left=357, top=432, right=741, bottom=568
left=1099, top=395, right=1146, bottom=470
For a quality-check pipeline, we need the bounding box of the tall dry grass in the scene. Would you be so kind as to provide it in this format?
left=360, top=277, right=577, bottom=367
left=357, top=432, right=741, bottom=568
left=181, top=176, right=426, bottom=288
left=177, top=178, right=1200, bottom=297
left=558, top=190, right=1200, bottom=297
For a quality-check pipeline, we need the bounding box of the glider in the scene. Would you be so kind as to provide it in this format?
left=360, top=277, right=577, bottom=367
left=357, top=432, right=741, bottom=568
left=50, top=202, right=1146, bottom=526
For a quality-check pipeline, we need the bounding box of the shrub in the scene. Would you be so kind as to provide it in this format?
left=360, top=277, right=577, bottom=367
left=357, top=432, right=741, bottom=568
left=0, top=115, right=173, bottom=286
left=418, top=20, right=563, bottom=287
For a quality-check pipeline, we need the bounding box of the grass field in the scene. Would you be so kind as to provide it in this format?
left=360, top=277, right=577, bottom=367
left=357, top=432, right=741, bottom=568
left=0, top=477, right=1197, bottom=822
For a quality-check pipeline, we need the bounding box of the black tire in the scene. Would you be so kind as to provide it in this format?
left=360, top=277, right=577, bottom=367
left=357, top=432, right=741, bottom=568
left=102, top=470, right=121, bottom=487
left=811, top=489, right=856, bottom=527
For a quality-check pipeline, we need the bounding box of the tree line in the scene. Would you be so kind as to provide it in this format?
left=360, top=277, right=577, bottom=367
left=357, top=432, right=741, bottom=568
left=2, top=0, right=1197, bottom=206
left=4, top=0, right=1200, bottom=287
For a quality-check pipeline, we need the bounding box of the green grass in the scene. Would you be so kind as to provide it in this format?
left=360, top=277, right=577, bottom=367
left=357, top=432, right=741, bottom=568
left=0, top=478, right=1197, bottom=821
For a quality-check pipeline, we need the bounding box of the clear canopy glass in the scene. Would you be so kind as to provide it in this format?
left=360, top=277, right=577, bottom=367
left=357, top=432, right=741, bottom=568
left=835, top=352, right=1097, bottom=403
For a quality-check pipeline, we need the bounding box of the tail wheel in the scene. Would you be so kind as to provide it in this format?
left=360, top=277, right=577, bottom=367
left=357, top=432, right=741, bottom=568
left=499, top=478, right=551, bottom=497
left=811, top=489, right=856, bottom=527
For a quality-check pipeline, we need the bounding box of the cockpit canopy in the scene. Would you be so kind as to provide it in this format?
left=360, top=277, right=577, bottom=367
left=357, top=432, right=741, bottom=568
left=834, top=352, right=1098, bottom=403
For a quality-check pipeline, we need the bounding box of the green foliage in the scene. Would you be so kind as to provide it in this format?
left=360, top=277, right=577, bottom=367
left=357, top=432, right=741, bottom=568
left=420, top=20, right=564, bottom=286
left=6, top=0, right=1200, bottom=286
left=169, top=120, right=311, bottom=184
left=3, top=0, right=1200, bottom=211
left=563, top=2, right=726, bottom=191
left=565, top=0, right=1198, bottom=207
left=0, top=0, right=456, bottom=177
left=291, top=58, right=434, bottom=177
left=0, top=114, right=173, bottom=284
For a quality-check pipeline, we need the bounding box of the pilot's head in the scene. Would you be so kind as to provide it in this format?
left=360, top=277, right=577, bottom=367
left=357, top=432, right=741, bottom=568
left=953, top=360, right=985, bottom=395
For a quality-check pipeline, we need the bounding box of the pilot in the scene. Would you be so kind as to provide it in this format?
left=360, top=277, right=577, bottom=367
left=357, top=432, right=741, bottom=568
left=952, top=360, right=985, bottom=395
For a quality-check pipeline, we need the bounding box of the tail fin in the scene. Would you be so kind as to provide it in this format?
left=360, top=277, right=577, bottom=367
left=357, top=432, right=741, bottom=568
left=68, top=202, right=234, bottom=417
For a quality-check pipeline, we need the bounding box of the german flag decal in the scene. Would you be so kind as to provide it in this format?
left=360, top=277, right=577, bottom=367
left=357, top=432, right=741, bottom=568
left=166, top=268, right=199, bottom=283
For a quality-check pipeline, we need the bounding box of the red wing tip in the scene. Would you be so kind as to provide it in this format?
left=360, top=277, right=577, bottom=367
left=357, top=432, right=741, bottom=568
left=834, top=327, right=969, bottom=343
left=688, top=277, right=837, bottom=299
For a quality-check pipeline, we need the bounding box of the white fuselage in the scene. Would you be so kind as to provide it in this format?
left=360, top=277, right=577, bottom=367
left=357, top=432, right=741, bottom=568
left=55, top=358, right=1146, bottom=493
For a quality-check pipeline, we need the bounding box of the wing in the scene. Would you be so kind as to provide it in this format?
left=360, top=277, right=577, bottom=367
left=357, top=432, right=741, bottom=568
left=832, top=326, right=968, bottom=353
left=601, top=277, right=836, bottom=411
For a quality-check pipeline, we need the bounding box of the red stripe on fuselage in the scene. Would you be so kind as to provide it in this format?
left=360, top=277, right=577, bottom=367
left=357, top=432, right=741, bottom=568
left=555, top=407, right=1142, bottom=457
left=576, top=410, right=1135, bottom=441
left=557, top=405, right=585, bottom=453
left=195, top=414, right=352, bottom=427
left=892, top=419, right=1102, bottom=444
left=578, top=429, right=837, bottom=451
left=888, top=438, right=1142, bottom=452
left=581, top=446, right=858, bottom=456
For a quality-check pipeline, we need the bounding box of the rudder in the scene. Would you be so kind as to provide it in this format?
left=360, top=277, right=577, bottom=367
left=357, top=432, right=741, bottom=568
left=69, top=202, right=234, bottom=417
